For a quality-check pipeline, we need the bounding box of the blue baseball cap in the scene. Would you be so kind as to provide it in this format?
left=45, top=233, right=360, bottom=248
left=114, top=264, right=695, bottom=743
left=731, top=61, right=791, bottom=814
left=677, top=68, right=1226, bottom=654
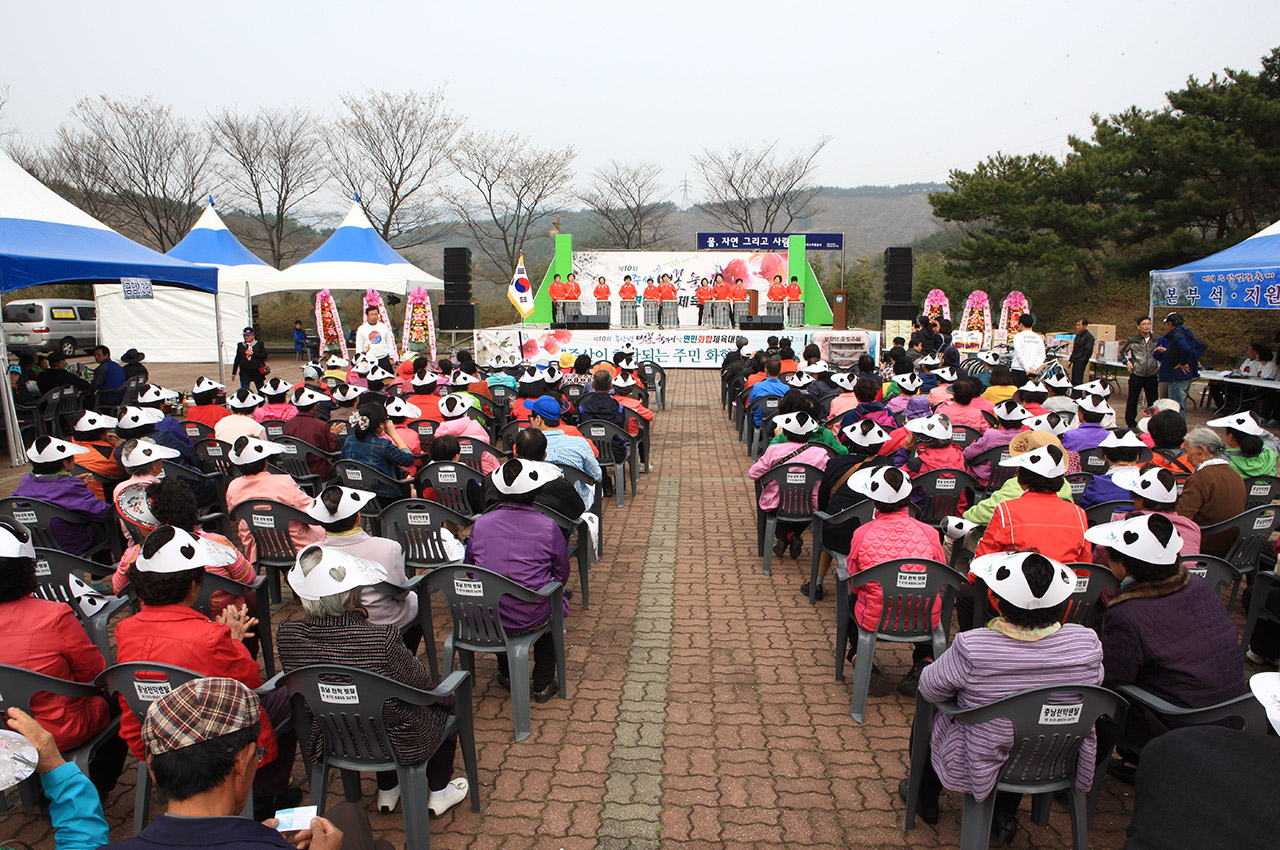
left=528, top=395, right=561, bottom=423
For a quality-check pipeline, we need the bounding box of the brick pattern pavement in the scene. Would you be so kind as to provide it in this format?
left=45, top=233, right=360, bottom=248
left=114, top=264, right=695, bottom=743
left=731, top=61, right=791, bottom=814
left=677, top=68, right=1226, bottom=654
left=1, top=367, right=1149, bottom=849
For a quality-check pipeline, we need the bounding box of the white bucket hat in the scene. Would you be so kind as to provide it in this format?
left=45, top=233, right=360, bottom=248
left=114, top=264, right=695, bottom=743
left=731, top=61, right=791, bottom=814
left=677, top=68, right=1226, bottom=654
left=1084, top=513, right=1183, bottom=566
left=1044, top=373, right=1073, bottom=390
left=229, top=436, right=287, bottom=466
left=1074, top=379, right=1111, bottom=397
left=1247, top=673, right=1280, bottom=736
left=842, top=419, right=889, bottom=448
left=260, top=377, right=292, bottom=397
left=1109, top=466, right=1179, bottom=504
left=292, top=386, right=329, bottom=407
left=943, top=516, right=980, bottom=540
left=976, top=351, right=1000, bottom=366
left=993, top=400, right=1031, bottom=423
left=848, top=465, right=913, bottom=502
left=613, top=373, right=638, bottom=389
left=1207, top=411, right=1269, bottom=437
left=331, top=384, right=367, bottom=404
left=969, top=551, right=1077, bottom=610
left=27, top=435, right=89, bottom=464
left=325, top=355, right=350, bottom=369
left=450, top=370, right=480, bottom=387
left=934, top=366, right=958, bottom=383
left=1024, top=412, right=1068, bottom=436
left=516, top=366, right=543, bottom=385
left=895, top=373, right=923, bottom=392
left=802, top=360, right=831, bottom=374
left=121, top=438, right=180, bottom=468
left=74, top=411, right=118, bottom=432
left=492, top=459, right=563, bottom=495
left=411, top=370, right=441, bottom=389
left=367, top=366, right=396, bottom=383
left=917, top=354, right=941, bottom=368
left=786, top=372, right=814, bottom=388
left=905, top=413, right=953, bottom=442
left=0, top=518, right=35, bottom=561
left=136, top=384, right=179, bottom=404
left=287, top=544, right=388, bottom=601
left=999, top=443, right=1066, bottom=477
left=136, top=527, right=233, bottom=574
left=776, top=411, right=819, bottom=436
left=226, top=390, right=264, bottom=411
left=305, top=486, right=378, bottom=524
left=831, top=372, right=858, bottom=392
left=192, top=377, right=224, bottom=394
left=1017, top=379, right=1046, bottom=394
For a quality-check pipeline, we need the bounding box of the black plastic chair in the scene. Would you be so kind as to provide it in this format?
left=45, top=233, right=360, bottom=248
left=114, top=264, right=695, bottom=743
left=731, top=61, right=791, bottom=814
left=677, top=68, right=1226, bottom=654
left=194, top=437, right=235, bottom=478
left=1243, top=474, right=1280, bottom=509
left=807, top=499, right=875, bottom=605
left=377, top=498, right=471, bottom=575
left=332, top=459, right=412, bottom=515
left=180, top=419, right=215, bottom=441
left=578, top=420, right=637, bottom=507
left=950, top=425, right=982, bottom=448
left=912, top=468, right=981, bottom=526
left=0, top=665, right=121, bottom=808
left=1077, top=448, right=1110, bottom=476
left=752, top=462, right=826, bottom=576
left=968, top=446, right=1016, bottom=494
left=228, top=499, right=320, bottom=603
left=528, top=502, right=592, bottom=609
left=562, top=383, right=585, bottom=405
left=1083, top=500, right=1133, bottom=527
left=0, top=497, right=112, bottom=561
left=98, top=662, right=204, bottom=834
left=260, top=419, right=287, bottom=440
left=838, top=558, right=961, bottom=722
left=553, top=463, right=605, bottom=557
left=497, top=419, right=530, bottom=453
left=416, top=461, right=485, bottom=519
left=281, top=663, right=479, bottom=849
left=621, top=408, right=652, bottom=473
left=1065, top=471, right=1093, bottom=501
left=1201, top=504, right=1280, bottom=606
left=1242, top=570, right=1280, bottom=657
left=427, top=564, right=566, bottom=742
left=742, top=396, right=782, bottom=452
left=31, top=547, right=128, bottom=663
left=193, top=572, right=275, bottom=677
left=1177, top=553, right=1241, bottom=607
left=272, top=435, right=333, bottom=496
left=455, top=436, right=507, bottom=474
left=1112, top=684, right=1267, bottom=757
left=1060, top=563, right=1120, bottom=627
left=903, top=685, right=1127, bottom=850
left=639, top=361, right=667, bottom=412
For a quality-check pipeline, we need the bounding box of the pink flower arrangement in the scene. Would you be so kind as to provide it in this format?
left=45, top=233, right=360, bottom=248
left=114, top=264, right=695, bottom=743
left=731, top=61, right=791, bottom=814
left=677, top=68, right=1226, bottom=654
left=1000, top=291, right=1029, bottom=337
left=959, top=290, right=993, bottom=341
left=401, top=287, right=437, bottom=361
left=924, top=289, right=951, bottom=323
left=314, top=289, right=348, bottom=359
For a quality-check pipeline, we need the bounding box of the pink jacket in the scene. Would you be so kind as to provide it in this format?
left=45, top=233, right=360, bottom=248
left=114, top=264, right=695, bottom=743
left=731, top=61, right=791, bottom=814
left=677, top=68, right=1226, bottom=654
left=934, top=398, right=994, bottom=432
left=747, top=443, right=831, bottom=511
left=434, top=417, right=501, bottom=474
left=912, top=444, right=968, bottom=477
left=846, top=510, right=946, bottom=631
left=255, top=403, right=298, bottom=423
left=225, top=471, right=323, bottom=563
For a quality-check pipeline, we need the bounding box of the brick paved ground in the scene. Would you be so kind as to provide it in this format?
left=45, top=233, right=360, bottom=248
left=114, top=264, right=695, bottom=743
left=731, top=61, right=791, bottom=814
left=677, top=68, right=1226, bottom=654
left=5, top=364, right=1211, bottom=848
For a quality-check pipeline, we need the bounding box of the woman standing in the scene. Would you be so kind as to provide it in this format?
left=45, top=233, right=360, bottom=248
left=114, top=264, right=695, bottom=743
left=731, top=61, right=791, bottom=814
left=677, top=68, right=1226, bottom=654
left=232, top=326, right=268, bottom=390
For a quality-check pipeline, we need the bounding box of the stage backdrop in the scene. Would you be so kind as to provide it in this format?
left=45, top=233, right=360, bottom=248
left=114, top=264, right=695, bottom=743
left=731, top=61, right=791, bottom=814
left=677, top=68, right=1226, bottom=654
left=474, top=326, right=879, bottom=370
left=571, top=250, right=791, bottom=325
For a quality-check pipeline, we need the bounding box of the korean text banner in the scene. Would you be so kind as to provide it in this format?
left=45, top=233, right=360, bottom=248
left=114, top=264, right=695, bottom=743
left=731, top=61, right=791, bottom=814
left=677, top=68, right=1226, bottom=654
left=474, top=328, right=806, bottom=370
left=1150, top=267, right=1280, bottom=309
left=696, top=233, right=843, bottom=251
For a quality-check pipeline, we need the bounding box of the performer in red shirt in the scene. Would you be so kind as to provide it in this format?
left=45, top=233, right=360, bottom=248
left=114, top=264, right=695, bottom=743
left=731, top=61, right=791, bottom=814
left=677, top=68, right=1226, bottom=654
left=549, top=274, right=566, bottom=301
left=658, top=275, right=677, bottom=301
left=642, top=278, right=659, bottom=300
left=711, top=273, right=728, bottom=301
left=767, top=275, right=787, bottom=303
left=696, top=279, right=714, bottom=304
left=619, top=275, right=637, bottom=301
left=730, top=278, right=749, bottom=301
left=567, top=272, right=581, bottom=300
left=786, top=275, right=802, bottom=300
left=594, top=276, right=610, bottom=301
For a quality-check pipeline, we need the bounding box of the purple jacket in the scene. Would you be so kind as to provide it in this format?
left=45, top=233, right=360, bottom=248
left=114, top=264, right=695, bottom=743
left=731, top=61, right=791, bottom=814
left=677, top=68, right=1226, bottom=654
left=12, top=474, right=111, bottom=555
left=1060, top=422, right=1109, bottom=453
left=919, top=624, right=1103, bottom=801
left=464, top=502, right=570, bottom=632
left=962, top=427, right=1018, bottom=486
left=1100, top=572, right=1246, bottom=748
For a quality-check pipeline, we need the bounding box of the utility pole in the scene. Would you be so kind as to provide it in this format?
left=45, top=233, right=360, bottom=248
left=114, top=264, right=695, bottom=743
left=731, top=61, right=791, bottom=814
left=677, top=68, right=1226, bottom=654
left=679, top=173, right=691, bottom=210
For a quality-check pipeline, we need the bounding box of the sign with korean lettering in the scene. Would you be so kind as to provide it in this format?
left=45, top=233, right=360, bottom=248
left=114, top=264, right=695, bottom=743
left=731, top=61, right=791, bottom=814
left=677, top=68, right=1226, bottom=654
left=697, top=233, right=844, bottom=251
left=1150, top=267, right=1280, bottom=309
left=122, top=277, right=154, bottom=300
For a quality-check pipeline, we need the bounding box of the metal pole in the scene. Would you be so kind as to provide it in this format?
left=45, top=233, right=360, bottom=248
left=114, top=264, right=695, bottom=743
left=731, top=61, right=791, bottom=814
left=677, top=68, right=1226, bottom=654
left=0, top=323, right=27, bottom=467
left=214, top=286, right=227, bottom=385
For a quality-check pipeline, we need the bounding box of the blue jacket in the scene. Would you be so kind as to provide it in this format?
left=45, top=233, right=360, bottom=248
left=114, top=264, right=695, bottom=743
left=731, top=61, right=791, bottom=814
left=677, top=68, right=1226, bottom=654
left=1077, top=471, right=1133, bottom=510
left=42, top=762, right=109, bottom=850
left=1153, top=325, right=1204, bottom=382
left=104, top=812, right=295, bottom=850
left=747, top=377, right=788, bottom=425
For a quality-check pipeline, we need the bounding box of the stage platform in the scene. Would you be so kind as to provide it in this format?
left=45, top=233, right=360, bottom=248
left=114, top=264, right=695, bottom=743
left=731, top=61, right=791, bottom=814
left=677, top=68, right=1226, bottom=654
left=474, top=324, right=880, bottom=370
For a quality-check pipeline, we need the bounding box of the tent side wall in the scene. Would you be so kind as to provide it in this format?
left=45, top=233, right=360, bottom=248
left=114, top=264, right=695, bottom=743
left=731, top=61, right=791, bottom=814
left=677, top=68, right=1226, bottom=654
left=93, top=283, right=249, bottom=362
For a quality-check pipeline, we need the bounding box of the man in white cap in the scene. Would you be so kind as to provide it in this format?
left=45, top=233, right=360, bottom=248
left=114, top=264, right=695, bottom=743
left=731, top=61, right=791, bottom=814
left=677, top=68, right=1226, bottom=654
left=214, top=389, right=268, bottom=444
left=12, top=436, right=109, bottom=555
left=1076, top=430, right=1147, bottom=509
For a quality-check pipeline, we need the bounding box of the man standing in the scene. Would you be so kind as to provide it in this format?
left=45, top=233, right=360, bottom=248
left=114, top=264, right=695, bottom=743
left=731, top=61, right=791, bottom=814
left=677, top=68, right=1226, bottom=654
left=1153, top=311, right=1204, bottom=412
left=231, top=328, right=268, bottom=390
left=355, top=305, right=397, bottom=372
left=89, top=346, right=127, bottom=408
left=1069, top=318, right=1095, bottom=388
left=1009, top=313, right=1046, bottom=386
left=1121, top=316, right=1160, bottom=429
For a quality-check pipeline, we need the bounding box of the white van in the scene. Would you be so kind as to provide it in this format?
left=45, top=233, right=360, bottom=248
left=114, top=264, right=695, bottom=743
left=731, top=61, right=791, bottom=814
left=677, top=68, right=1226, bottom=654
left=3, top=299, right=99, bottom=356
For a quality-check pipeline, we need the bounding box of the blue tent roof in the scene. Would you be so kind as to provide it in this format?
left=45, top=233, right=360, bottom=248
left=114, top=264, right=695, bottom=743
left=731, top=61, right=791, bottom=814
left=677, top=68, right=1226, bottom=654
left=0, top=152, right=217, bottom=294
left=167, top=203, right=269, bottom=268
left=1151, top=219, right=1280, bottom=310
left=291, top=205, right=409, bottom=267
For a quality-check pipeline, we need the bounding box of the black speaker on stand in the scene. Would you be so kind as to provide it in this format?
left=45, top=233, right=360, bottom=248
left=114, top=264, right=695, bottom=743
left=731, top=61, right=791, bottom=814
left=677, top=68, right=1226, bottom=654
left=439, top=246, right=478, bottom=330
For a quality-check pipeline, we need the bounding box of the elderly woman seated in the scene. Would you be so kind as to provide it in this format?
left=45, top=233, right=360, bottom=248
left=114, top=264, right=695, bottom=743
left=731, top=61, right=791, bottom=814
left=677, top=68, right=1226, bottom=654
left=1176, top=428, right=1247, bottom=557
left=905, top=551, right=1103, bottom=845
left=1085, top=513, right=1246, bottom=783
left=276, top=544, right=468, bottom=817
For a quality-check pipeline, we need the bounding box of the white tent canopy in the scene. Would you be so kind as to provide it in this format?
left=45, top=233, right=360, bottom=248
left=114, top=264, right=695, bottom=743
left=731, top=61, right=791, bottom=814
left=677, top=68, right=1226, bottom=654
left=93, top=203, right=278, bottom=364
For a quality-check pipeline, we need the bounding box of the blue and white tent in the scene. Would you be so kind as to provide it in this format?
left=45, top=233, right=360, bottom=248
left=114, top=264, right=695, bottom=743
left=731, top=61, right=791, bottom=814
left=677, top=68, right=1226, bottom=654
left=1150, top=219, right=1280, bottom=311
left=269, top=203, right=442, bottom=293
left=93, top=202, right=278, bottom=362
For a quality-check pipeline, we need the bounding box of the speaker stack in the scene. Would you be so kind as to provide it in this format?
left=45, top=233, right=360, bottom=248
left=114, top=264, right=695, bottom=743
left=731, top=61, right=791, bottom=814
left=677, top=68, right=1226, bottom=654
left=880, top=246, right=917, bottom=324
left=438, top=247, right=478, bottom=330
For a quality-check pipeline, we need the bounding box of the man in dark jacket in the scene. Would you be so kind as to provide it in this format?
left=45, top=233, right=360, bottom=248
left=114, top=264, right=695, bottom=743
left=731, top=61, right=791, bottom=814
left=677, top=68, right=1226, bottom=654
left=1120, top=316, right=1160, bottom=429
left=473, top=427, right=585, bottom=523
left=1153, top=312, right=1205, bottom=413
left=1069, top=318, right=1095, bottom=387
left=35, top=351, right=94, bottom=399
left=90, top=345, right=128, bottom=407
left=576, top=369, right=627, bottom=497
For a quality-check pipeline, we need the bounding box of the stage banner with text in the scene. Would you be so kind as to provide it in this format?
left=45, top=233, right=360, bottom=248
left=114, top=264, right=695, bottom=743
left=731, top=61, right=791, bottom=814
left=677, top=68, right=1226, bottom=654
left=475, top=327, right=813, bottom=370
left=570, top=250, right=789, bottom=325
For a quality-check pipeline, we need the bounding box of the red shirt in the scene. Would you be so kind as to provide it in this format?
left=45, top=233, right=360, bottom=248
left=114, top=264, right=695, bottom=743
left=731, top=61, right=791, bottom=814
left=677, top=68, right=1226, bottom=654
left=974, top=490, right=1090, bottom=564
left=186, top=404, right=231, bottom=428
left=567, top=281, right=581, bottom=299
left=549, top=281, right=567, bottom=301
left=643, top=284, right=659, bottom=300
left=767, top=283, right=787, bottom=301
left=0, top=596, right=109, bottom=750
left=594, top=283, right=610, bottom=300
left=712, top=283, right=729, bottom=300
left=114, top=604, right=277, bottom=762
left=696, top=286, right=714, bottom=304
left=620, top=282, right=637, bottom=300
left=659, top=283, right=677, bottom=301
left=730, top=284, right=748, bottom=301
left=407, top=393, right=442, bottom=421
left=786, top=282, right=802, bottom=299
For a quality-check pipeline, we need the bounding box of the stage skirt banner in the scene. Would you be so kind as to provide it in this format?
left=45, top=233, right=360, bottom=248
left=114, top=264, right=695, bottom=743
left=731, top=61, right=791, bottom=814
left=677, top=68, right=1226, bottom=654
left=476, top=327, right=807, bottom=370
left=568, top=250, right=789, bottom=326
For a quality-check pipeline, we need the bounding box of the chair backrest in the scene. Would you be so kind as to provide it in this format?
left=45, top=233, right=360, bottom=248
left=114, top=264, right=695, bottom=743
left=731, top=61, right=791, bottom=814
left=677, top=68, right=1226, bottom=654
left=1243, top=475, right=1280, bottom=509
left=407, top=418, right=440, bottom=446
left=846, top=558, right=962, bottom=639
left=31, top=547, right=112, bottom=609
left=455, top=437, right=506, bottom=473
left=498, top=420, right=531, bottom=453
left=194, top=438, right=234, bottom=477
left=378, top=498, right=472, bottom=571
left=0, top=497, right=101, bottom=552
left=912, top=468, right=981, bottom=526
left=755, top=462, right=826, bottom=521
left=332, top=459, right=409, bottom=499
left=417, top=462, right=485, bottom=516
left=228, top=499, right=317, bottom=564
left=489, top=383, right=516, bottom=406
left=192, top=572, right=259, bottom=618
left=181, top=420, right=215, bottom=440
left=272, top=435, right=326, bottom=481
left=1061, top=563, right=1121, bottom=626
left=579, top=419, right=632, bottom=462
left=1078, top=448, right=1109, bottom=476
left=950, top=425, right=982, bottom=448
left=425, top=563, right=562, bottom=651
left=1177, top=553, right=1241, bottom=598
left=1203, top=504, right=1280, bottom=572
left=970, top=445, right=1016, bottom=490
left=747, top=395, right=783, bottom=422
left=621, top=407, right=649, bottom=436
left=0, top=664, right=100, bottom=716
left=1084, top=500, right=1133, bottom=527
left=563, top=383, right=585, bottom=403
left=945, top=684, right=1126, bottom=792
left=281, top=664, right=451, bottom=768
left=260, top=419, right=287, bottom=440
left=121, top=375, right=147, bottom=405
left=98, top=661, right=203, bottom=724
left=1065, top=472, right=1093, bottom=501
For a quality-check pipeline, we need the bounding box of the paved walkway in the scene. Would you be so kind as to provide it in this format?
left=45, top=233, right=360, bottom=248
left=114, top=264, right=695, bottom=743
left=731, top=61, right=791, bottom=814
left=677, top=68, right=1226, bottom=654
left=2, top=368, right=1144, bottom=848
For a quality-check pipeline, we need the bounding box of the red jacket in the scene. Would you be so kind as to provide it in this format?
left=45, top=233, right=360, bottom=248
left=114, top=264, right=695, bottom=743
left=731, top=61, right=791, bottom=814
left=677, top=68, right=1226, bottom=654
left=594, top=283, right=610, bottom=300
left=620, top=282, right=637, bottom=300
left=846, top=510, right=946, bottom=631
left=643, top=284, right=659, bottom=300
left=617, top=395, right=654, bottom=435
left=281, top=412, right=336, bottom=479
left=786, top=282, right=802, bottom=299
left=185, top=404, right=230, bottom=428
left=696, top=286, right=713, bottom=304
left=767, top=283, right=787, bottom=301
left=0, top=596, right=109, bottom=750
left=114, top=604, right=276, bottom=762
left=659, top=283, right=677, bottom=301
left=406, top=393, right=442, bottom=421
left=975, top=490, right=1090, bottom=564
left=730, top=284, right=748, bottom=301
left=549, top=281, right=567, bottom=301
left=567, top=281, right=581, bottom=299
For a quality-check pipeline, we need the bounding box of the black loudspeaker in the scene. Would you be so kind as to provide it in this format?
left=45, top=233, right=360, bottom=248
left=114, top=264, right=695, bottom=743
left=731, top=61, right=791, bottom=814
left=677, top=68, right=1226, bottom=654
left=883, top=245, right=913, bottom=304
left=881, top=303, right=918, bottom=323
left=443, top=282, right=471, bottom=301
left=739, top=315, right=783, bottom=330
left=442, top=247, right=472, bottom=282
left=438, top=303, right=478, bottom=330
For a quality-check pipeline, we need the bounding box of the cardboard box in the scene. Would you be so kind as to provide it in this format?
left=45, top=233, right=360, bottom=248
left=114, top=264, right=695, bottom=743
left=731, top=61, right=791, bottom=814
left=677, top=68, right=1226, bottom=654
left=1091, top=324, right=1117, bottom=342
left=1098, top=340, right=1120, bottom=361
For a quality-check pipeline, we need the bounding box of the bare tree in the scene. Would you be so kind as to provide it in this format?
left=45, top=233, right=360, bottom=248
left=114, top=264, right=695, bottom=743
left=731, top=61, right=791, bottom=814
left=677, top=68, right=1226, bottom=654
left=577, top=160, right=676, bottom=248
left=692, top=137, right=831, bottom=232
left=46, top=96, right=214, bottom=250
left=210, top=106, right=327, bottom=268
left=442, top=131, right=576, bottom=281
left=327, top=88, right=464, bottom=249
left=0, top=85, right=10, bottom=136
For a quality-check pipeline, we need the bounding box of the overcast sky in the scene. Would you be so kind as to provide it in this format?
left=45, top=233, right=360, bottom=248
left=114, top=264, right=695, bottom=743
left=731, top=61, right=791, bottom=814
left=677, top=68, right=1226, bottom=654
left=3, top=0, right=1277, bottom=201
